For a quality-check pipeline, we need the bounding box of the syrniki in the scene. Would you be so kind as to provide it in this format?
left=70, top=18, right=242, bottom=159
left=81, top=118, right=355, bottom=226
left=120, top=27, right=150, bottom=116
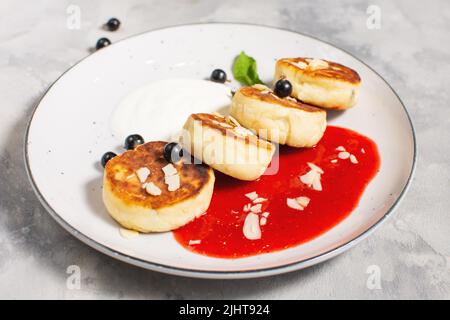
left=230, top=84, right=327, bottom=147
left=103, top=141, right=215, bottom=232
left=274, top=58, right=361, bottom=110
left=181, top=113, right=275, bottom=181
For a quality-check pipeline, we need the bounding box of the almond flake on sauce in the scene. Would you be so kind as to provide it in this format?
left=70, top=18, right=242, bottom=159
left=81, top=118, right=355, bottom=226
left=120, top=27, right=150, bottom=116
left=253, top=197, right=267, bottom=204
left=250, top=204, right=262, bottom=214
left=308, top=162, right=324, bottom=174
left=297, top=196, right=310, bottom=207
left=245, top=191, right=258, bottom=201
left=312, top=176, right=322, bottom=191
left=300, top=163, right=323, bottom=191
left=350, top=154, right=359, bottom=164
left=330, top=159, right=338, bottom=163
left=287, top=196, right=310, bottom=211
left=361, top=148, right=366, bottom=154
left=300, top=169, right=317, bottom=185
left=260, top=217, right=267, bottom=226
left=336, top=146, right=346, bottom=152
left=188, top=240, right=201, bottom=245
left=262, top=212, right=270, bottom=218
left=287, top=198, right=303, bottom=210
left=243, top=213, right=262, bottom=240
left=136, top=167, right=150, bottom=183
left=145, top=182, right=162, bottom=196
left=338, top=151, right=350, bottom=159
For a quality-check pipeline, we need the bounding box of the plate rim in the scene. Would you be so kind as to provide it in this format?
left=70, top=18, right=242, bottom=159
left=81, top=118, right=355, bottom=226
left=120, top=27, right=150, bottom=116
left=24, top=22, right=417, bottom=279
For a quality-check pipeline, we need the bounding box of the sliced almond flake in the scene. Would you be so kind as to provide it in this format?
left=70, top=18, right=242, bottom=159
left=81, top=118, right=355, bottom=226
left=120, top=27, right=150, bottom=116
left=165, top=174, right=180, bottom=191
left=231, top=210, right=239, bottom=214
left=212, top=112, right=225, bottom=118
left=288, top=60, right=307, bottom=70
left=287, top=198, right=304, bottom=210
left=188, top=240, right=201, bottom=245
left=270, top=92, right=280, bottom=99
left=119, top=228, right=139, bottom=239
left=336, top=146, right=346, bottom=152
left=308, top=59, right=329, bottom=70
left=250, top=203, right=262, bottom=214
left=286, top=96, right=297, bottom=102
left=227, top=115, right=241, bottom=127
left=295, top=61, right=308, bottom=69
left=296, top=196, right=310, bottom=208
left=135, top=167, right=150, bottom=183
left=311, top=175, right=323, bottom=191
left=300, top=170, right=318, bottom=186
left=145, top=182, right=162, bottom=196
left=338, top=151, right=350, bottom=159
left=260, top=90, right=270, bottom=94
left=253, top=84, right=270, bottom=91
left=361, top=148, right=366, bottom=154
left=234, top=126, right=252, bottom=137
left=126, top=174, right=135, bottom=180
left=162, top=163, right=177, bottom=176
left=330, top=159, right=338, bottom=163
left=350, top=154, right=359, bottom=164
left=243, top=203, right=252, bottom=212
left=262, top=212, right=270, bottom=218
left=260, top=217, right=267, bottom=226
left=245, top=191, right=258, bottom=201
left=219, top=122, right=234, bottom=129
left=307, top=162, right=324, bottom=174
left=253, top=197, right=267, bottom=204
left=243, top=213, right=261, bottom=240
left=287, top=196, right=311, bottom=211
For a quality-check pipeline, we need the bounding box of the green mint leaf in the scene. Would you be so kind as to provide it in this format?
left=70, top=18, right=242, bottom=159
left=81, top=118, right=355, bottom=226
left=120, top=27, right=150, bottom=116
left=232, top=51, right=264, bottom=86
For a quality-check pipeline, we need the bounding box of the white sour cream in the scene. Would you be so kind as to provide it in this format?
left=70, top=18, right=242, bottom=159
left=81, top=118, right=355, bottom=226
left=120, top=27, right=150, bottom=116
left=110, top=79, right=232, bottom=142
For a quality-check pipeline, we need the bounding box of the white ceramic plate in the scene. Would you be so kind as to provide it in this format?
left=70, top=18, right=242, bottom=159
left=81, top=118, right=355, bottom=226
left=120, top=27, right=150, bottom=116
left=25, top=24, right=416, bottom=279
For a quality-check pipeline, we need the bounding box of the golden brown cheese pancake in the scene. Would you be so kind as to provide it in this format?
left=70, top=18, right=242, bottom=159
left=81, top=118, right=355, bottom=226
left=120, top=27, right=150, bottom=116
left=181, top=113, right=275, bottom=181
left=230, top=84, right=327, bottom=147
left=103, top=141, right=215, bottom=232
left=274, top=58, right=361, bottom=110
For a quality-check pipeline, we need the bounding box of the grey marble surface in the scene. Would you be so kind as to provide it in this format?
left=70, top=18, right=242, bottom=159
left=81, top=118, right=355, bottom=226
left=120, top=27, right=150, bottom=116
left=0, top=0, right=449, bottom=299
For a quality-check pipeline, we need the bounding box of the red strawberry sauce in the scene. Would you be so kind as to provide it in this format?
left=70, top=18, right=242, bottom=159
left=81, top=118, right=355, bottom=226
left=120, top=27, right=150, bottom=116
left=173, top=126, right=380, bottom=258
